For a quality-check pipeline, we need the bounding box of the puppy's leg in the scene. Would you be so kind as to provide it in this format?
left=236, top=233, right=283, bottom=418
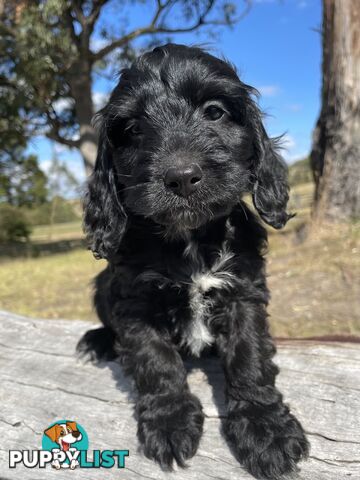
left=77, top=267, right=117, bottom=362
left=113, top=318, right=204, bottom=470
left=77, top=327, right=117, bottom=362
left=216, top=301, right=309, bottom=479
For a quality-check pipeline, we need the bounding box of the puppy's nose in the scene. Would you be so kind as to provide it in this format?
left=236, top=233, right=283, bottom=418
left=164, top=164, right=203, bottom=197
left=72, top=431, right=81, bottom=438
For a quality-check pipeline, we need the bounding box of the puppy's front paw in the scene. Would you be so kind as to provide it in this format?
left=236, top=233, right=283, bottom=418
left=76, top=327, right=117, bottom=363
left=224, top=402, right=309, bottom=479
left=137, top=392, right=204, bottom=469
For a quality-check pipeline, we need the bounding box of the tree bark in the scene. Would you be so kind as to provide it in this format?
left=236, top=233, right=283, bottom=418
left=310, top=0, right=360, bottom=222
left=68, top=59, right=98, bottom=177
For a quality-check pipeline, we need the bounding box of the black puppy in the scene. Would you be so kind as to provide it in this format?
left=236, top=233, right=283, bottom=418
left=78, top=44, right=309, bottom=479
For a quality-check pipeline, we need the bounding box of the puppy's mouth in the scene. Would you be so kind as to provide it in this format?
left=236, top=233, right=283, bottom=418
left=61, top=441, right=70, bottom=451
left=152, top=202, right=232, bottom=230
left=124, top=181, right=237, bottom=230
left=154, top=208, right=206, bottom=229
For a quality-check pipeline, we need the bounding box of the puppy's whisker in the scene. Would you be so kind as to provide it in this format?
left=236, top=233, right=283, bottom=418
left=122, top=182, right=149, bottom=192
left=239, top=202, right=249, bottom=221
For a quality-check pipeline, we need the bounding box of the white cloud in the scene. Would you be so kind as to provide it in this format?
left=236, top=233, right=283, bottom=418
left=257, top=85, right=280, bottom=97
left=90, top=37, right=108, bottom=53
left=40, top=156, right=86, bottom=195
left=255, top=0, right=307, bottom=10
left=282, top=134, right=296, bottom=150
left=277, top=135, right=309, bottom=163
left=271, top=133, right=297, bottom=162
left=297, top=1, right=308, bottom=9
left=286, top=103, right=303, bottom=112
left=52, top=97, right=74, bottom=114
left=65, top=161, right=86, bottom=184
left=53, top=144, right=70, bottom=154
left=286, top=151, right=309, bottom=164
left=92, top=91, right=109, bottom=111
left=52, top=92, right=109, bottom=115
left=39, top=159, right=52, bottom=175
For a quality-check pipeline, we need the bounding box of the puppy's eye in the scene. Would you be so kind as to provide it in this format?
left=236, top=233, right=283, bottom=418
left=125, top=121, right=141, bottom=136
left=204, top=105, right=225, bottom=121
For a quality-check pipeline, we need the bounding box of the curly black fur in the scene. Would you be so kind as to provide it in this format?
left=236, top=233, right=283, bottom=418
left=78, top=44, right=309, bottom=479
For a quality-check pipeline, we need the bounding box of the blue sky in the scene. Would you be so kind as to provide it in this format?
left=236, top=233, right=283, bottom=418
left=27, top=0, right=322, bottom=185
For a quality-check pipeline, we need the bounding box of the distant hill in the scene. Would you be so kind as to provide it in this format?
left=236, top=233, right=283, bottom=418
left=288, top=157, right=313, bottom=186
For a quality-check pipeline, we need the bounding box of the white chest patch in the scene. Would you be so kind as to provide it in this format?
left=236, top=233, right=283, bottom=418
left=181, top=245, right=236, bottom=357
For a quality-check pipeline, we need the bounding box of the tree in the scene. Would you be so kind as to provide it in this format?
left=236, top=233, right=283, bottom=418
left=0, top=0, right=47, bottom=155
left=310, top=0, right=360, bottom=222
left=1, top=0, right=251, bottom=176
left=0, top=150, right=48, bottom=207
left=0, top=204, right=32, bottom=242
left=46, top=144, right=80, bottom=238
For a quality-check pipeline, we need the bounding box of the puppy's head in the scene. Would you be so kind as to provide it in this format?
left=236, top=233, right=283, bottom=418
left=84, top=44, right=291, bottom=258
left=44, top=421, right=82, bottom=450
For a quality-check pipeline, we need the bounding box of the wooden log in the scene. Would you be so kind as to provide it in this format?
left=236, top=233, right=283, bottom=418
left=0, top=310, right=359, bottom=479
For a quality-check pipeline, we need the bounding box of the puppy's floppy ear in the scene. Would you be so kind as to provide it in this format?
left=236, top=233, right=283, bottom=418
left=250, top=107, right=293, bottom=229
left=44, top=424, right=60, bottom=443
left=83, top=113, right=127, bottom=259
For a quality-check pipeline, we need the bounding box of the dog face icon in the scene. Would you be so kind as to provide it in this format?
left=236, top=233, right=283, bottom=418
left=44, top=421, right=82, bottom=451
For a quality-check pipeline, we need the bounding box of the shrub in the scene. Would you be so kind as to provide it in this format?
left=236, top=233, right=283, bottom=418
left=0, top=204, right=32, bottom=242
left=22, top=197, right=81, bottom=226
left=288, top=157, right=313, bottom=186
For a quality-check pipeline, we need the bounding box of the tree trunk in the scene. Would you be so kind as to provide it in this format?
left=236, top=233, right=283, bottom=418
left=68, top=60, right=98, bottom=177
left=310, top=0, right=360, bottom=222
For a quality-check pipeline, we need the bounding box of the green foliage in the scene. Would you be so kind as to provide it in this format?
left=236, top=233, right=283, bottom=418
left=288, top=157, right=313, bottom=187
left=0, top=197, right=80, bottom=245
left=0, top=204, right=32, bottom=243
left=0, top=147, right=80, bottom=229
left=13, top=1, right=77, bottom=106
left=0, top=0, right=78, bottom=154
left=24, top=197, right=80, bottom=225
left=47, top=155, right=80, bottom=198
left=0, top=1, right=73, bottom=150
left=49, top=198, right=80, bottom=224
left=0, top=0, right=242, bottom=173
left=0, top=151, right=48, bottom=208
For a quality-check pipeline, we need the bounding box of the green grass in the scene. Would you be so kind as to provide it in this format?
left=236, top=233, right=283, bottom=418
left=268, top=221, right=360, bottom=337
left=0, top=249, right=105, bottom=320
left=0, top=182, right=359, bottom=337
left=31, top=221, right=83, bottom=242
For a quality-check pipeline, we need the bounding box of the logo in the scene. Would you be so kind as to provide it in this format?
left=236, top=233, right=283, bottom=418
left=9, top=420, right=129, bottom=470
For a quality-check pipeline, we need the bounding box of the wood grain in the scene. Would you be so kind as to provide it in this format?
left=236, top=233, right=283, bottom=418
left=0, top=311, right=359, bottom=479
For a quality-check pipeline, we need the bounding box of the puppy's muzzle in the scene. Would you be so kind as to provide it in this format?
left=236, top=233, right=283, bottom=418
left=164, top=163, right=203, bottom=197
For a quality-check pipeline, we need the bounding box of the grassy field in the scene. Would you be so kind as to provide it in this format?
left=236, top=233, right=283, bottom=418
left=0, top=249, right=105, bottom=320
left=0, top=182, right=359, bottom=337
left=31, top=221, right=84, bottom=242
left=268, top=221, right=360, bottom=337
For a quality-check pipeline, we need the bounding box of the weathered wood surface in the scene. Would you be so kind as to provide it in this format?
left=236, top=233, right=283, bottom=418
left=0, top=310, right=359, bottom=479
